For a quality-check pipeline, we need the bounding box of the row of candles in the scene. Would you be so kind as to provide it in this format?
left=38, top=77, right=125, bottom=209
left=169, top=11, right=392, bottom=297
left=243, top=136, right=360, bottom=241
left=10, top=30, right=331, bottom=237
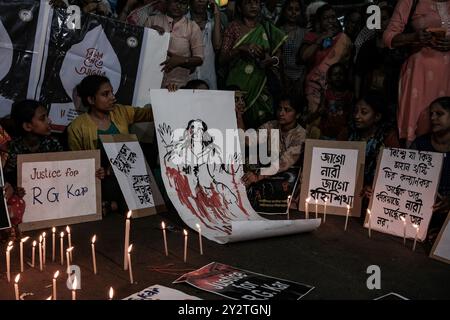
left=299, top=197, right=421, bottom=250
left=5, top=211, right=205, bottom=300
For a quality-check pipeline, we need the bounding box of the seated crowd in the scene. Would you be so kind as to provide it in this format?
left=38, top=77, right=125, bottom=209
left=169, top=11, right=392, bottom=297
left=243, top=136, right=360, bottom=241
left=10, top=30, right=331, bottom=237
left=1, top=0, right=449, bottom=245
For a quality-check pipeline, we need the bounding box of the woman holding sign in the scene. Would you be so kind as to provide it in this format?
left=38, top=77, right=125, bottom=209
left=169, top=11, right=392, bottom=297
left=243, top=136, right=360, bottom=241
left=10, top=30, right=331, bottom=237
left=411, top=96, right=450, bottom=243
left=67, top=75, right=154, bottom=215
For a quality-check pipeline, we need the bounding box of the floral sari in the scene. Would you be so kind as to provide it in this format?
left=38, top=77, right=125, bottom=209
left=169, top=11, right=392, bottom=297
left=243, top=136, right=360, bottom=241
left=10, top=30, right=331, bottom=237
left=225, top=20, right=287, bottom=129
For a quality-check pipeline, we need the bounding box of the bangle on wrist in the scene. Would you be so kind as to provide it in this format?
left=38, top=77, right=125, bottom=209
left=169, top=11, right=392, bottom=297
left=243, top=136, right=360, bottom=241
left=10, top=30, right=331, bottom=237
left=271, top=56, right=279, bottom=67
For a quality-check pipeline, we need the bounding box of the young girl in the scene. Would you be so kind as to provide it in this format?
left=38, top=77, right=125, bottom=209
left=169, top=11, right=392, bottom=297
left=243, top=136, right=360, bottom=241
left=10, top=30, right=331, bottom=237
left=67, top=75, right=153, bottom=215
left=3, top=100, right=63, bottom=241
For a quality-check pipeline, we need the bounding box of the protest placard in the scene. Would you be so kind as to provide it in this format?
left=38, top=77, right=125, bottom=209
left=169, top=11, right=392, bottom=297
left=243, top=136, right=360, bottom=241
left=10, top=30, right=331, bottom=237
left=430, top=212, right=450, bottom=264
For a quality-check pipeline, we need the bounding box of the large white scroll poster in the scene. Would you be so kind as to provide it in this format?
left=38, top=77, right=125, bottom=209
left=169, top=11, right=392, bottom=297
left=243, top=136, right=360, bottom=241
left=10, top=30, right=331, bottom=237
left=18, top=150, right=101, bottom=231
left=368, top=148, right=444, bottom=241
left=151, top=89, right=320, bottom=244
left=101, top=134, right=165, bottom=217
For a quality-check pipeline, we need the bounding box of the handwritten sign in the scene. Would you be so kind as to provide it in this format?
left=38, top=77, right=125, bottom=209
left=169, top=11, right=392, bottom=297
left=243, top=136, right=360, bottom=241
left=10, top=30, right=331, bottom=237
left=100, top=134, right=165, bottom=218
left=368, top=148, right=443, bottom=241
left=430, top=212, right=450, bottom=264
left=18, top=150, right=101, bottom=231
left=300, top=140, right=366, bottom=217
left=174, top=262, right=314, bottom=300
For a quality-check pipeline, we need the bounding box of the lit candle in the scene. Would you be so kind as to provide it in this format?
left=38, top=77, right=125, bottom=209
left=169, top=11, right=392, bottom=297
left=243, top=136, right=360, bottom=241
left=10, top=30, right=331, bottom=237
left=196, top=223, right=203, bottom=255
left=161, top=221, right=168, bottom=256
left=400, top=216, right=406, bottom=245
left=344, top=205, right=350, bottom=231
left=91, top=235, right=97, bottom=275
left=38, top=235, right=43, bottom=271
left=71, top=276, right=77, bottom=300
left=183, top=229, right=188, bottom=263
left=14, top=274, right=20, bottom=300
left=108, top=287, right=114, bottom=300
left=6, top=243, right=13, bottom=282
left=66, top=226, right=72, bottom=261
left=323, top=197, right=328, bottom=223
left=31, top=241, right=36, bottom=268
left=66, top=247, right=74, bottom=274
left=60, top=232, right=64, bottom=265
left=124, top=211, right=132, bottom=270
left=412, top=224, right=419, bottom=251
left=20, top=236, right=30, bottom=272
left=127, top=244, right=134, bottom=284
left=367, top=209, right=372, bottom=238
left=53, top=270, right=59, bottom=300
left=315, top=199, right=318, bottom=219
left=305, top=197, right=310, bottom=219
left=42, top=232, right=47, bottom=265
left=46, top=296, right=52, bottom=300
left=286, top=195, right=291, bottom=220
left=52, top=227, right=56, bottom=262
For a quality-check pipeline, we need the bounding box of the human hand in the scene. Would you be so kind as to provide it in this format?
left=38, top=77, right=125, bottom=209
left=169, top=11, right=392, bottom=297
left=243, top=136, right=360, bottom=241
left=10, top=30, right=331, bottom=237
left=95, top=167, right=105, bottom=180
left=241, top=171, right=259, bottom=187
left=433, top=193, right=450, bottom=213
left=166, top=83, right=178, bottom=92
left=16, top=187, right=26, bottom=198
left=239, top=43, right=264, bottom=60
left=160, top=51, right=185, bottom=73
left=432, top=36, right=450, bottom=52
left=209, top=0, right=220, bottom=15
left=359, top=185, right=373, bottom=199
left=415, top=29, right=432, bottom=46
left=151, top=25, right=166, bottom=35
left=4, top=182, right=14, bottom=200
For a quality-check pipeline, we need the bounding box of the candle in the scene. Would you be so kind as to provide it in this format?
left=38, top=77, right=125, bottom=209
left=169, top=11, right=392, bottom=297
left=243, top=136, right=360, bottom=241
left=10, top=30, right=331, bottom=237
left=400, top=216, right=406, bottom=245
left=108, top=287, right=114, bottom=300
left=196, top=223, right=203, bottom=255
left=14, top=274, right=20, bottom=300
left=66, top=226, right=72, bottom=261
left=286, top=195, right=291, bottom=220
left=6, top=244, right=13, bottom=282
left=66, top=247, right=74, bottom=274
left=38, top=235, right=43, bottom=271
left=315, top=199, right=318, bottom=219
left=20, top=236, right=30, bottom=272
left=60, top=232, right=65, bottom=265
left=46, top=296, right=52, bottom=300
left=71, top=276, right=77, bottom=300
left=127, top=244, right=134, bottom=284
left=323, top=197, right=328, bottom=223
left=31, top=241, right=36, bottom=268
left=305, top=197, right=310, bottom=219
left=183, top=229, right=188, bottom=263
left=52, top=227, right=56, bottom=262
left=161, top=221, right=168, bottom=256
left=91, top=235, right=97, bottom=275
left=412, top=224, right=419, bottom=251
left=42, top=232, right=47, bottom=265
left=344, top=205, right=350, bottom=231
left=367, top=209, right=372, bottom=238
left=124, top=211, right=132, bottom=270
left=53, top=271, right=59, bottom=300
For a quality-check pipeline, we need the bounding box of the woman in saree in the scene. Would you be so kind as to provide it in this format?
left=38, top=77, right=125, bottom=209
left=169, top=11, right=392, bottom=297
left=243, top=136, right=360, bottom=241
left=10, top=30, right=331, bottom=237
left=219, top=0, right=287, bottom=129
left=299, top=4, right=352, bottom=137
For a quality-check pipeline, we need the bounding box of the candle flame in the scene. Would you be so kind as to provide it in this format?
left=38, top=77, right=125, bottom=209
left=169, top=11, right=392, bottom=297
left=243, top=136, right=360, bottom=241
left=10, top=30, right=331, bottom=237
left=8, top=240, right=13, bottom=247
left=66, top=246, right=74, bottom=253
left=347, top=205, right=350, bottom=210
left=127, top=211, right=132, bottom=219
left=128, top=244, right=133, bottom=253
left=413, top=223, right=419, bottom=230
left=183, top=229, right=188, bottom=236
left=54, top=270, right=59, bottom=279
left=39, top=235, right=42, bottom=243
left=42, top=232, right=46, bottom=237
left=306, top=197, right=311, bottom=202
left=196, top=223, right=200, bottom=230
left=66, top=226, right=71, bottom=234
left=161, top=221, right=165, bottom=229
left=14, top=274, right=20, bottom=283
left=60, top=231, right=64, bottom=238
left=72, top=276, right=77, bottom=290
left=325, top=197, right=328, bottom=202
left=367, top=209, right=371, bottom=214
left=91, top=235, right=96, bottom=244
left=32, top=240, right=37, bottom=247
left=400, top=216, right=405, bottom=222
left=21, top=236, right=30, bottom=243
left=109, top=287, right=114, bottom=299
left=287, top=195, right=291, bottom=200
left=52, top=227, right=56, bottom=233
left=46, top=296, right=52, bottom=300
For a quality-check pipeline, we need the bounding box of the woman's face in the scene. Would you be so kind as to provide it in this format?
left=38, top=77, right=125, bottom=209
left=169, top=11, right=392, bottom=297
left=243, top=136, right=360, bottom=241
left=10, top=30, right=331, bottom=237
left=89, top=82, right=116, bottom=113
left=353, top=100, right=380, bottom=130
left=284, top=1, right=301, bottom=24
left=240, top=0, right=261, bottom=19
left=167, top=0, right=189, bottom=18
left=320, top=8, right=338, bottom=34
left=277, top=100, right=298, bottom=126
left=26, top=106, right=52, bottom=136
left=430, top=103, right=450, bottom=134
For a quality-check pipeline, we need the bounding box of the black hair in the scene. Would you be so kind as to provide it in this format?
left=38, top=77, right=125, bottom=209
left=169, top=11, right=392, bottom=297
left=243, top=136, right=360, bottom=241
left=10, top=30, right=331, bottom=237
left=226, top=85, right=243, bottom=92
left=314, top=4, right=334, bottom=26
left=430, top=96, right=450, bottom=111
left=360, top=91, right=388, bottom=120
left=182, top=79, right=210, bottom=90
left=277, top=0, right=306, bottom=28
left=344, top=8, right=362, bottom=23
left=76, top=75, right=111, bottom=109
left=278, top=94, right=303, bottom=115
left=10, top=99, right=45, bottom=136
